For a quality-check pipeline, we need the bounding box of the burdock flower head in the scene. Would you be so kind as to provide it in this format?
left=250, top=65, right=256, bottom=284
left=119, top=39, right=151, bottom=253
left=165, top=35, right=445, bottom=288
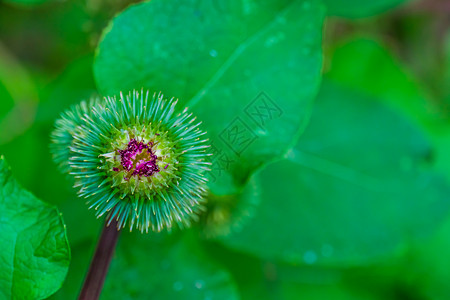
left=51, top=90, right=211, bottom=232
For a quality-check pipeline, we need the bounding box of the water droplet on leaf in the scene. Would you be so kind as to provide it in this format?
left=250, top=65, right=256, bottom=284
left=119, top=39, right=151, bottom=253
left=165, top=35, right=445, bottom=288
left=209, top=49, right=218, bottom=57
left=303, top=250, right=317, bottom=264
left=195, top=279, right=205, bottom=289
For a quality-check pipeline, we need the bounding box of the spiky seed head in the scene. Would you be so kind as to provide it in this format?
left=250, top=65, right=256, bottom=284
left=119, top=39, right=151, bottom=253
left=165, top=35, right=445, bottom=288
left=51, top=90, right=211, bottom=232
left=50, top=98, right=101, bottom=174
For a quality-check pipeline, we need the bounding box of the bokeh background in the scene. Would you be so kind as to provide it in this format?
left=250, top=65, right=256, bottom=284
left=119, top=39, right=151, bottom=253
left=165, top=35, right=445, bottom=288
left=1, top=0, right=450, bottom=299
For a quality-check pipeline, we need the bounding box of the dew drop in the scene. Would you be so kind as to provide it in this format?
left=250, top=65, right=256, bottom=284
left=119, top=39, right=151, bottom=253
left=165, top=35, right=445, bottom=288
left=303, top=250, right=317, bottom=264
left=209, top=49, right=218, bottom=57
left=264, top=32, right=285, bottom=48
left=195, top=279, right=205, bottom=289
left=204, top=291, right=214, bottom=300
left=265, top=36, right=277, bottom=47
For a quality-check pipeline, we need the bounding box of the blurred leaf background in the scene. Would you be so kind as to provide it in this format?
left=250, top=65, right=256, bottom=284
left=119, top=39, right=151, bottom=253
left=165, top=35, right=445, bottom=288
left=0, top=0, right=450, bottom=299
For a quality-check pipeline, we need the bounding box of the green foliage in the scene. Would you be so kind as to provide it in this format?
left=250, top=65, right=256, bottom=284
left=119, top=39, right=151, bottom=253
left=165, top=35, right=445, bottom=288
left=102, top=232, right=239, bottom=300
left=94, top=0, right=325, bottom=194
left=327, top=37, right=450, bottom=189
left=220, top=80, right=450, bottom=266
left=326, top=36, right=450, bottom=300
left=0, top=156, right=70, bottom=299
left=0, top=82, right=14, bottom=120
left=37, top=55, right=97, bottom=124
left=327, top=38, right=434, bottom=123
left=280, top=282, right=379, bottom=300
left=0, top=43, right=38, bottom=145
left=1, top=0, right=450, bottom=299
left=405, top=216, right=450, bottom=300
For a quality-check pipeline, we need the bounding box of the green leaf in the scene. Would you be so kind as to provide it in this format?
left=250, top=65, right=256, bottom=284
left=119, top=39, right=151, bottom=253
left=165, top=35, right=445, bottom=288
left=202, top=174, right=261, bottom=238
left=219, top=80, right=450, bottom=266
left=47, top=211, right=101, bottom=300
left=204, top=241, right=382, bottom=300
left=322, top=0, right=408, bottom=18
left=403, top=216, right=450, bottom=300
left=101, top=231, right=239, bottom=300
left=48, top=240, right=96, bottom=300
left=280, top=282, right=381, bottom=300
left=327, top=38, right=435, bottom=123
left=37, top=54, right=98, bottom=124
left=323, top=36, right=450, bottom=300
left=327, top=37, right=450, bottom=189
left=0, top=156, right=70, bottom=299
left=94, top=0, right=325, bottom=194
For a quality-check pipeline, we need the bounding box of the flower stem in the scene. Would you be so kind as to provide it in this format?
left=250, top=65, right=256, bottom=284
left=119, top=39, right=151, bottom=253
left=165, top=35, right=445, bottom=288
left=79, top=218, right=120, bottom=300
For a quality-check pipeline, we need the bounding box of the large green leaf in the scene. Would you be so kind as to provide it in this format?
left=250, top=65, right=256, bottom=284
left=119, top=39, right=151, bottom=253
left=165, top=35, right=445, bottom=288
left=0, top=156, right=70, bottom=299
left=202, top=174, right=261, bottom=238
left=204, top=240, right=381, bottom=300
left=219, top=80, right=450, bottom=266
left=327, top=38, right=450, bottom=189
left=94, top=0, right=324, bottom=194
left=101, top=231, right=239, bottom=300
left=327, top=38, right=435, bottom=123
left=325, top=36, right=450, bottom=300
left=0, top=55, right=97, bottom=206
left=322, top=0, right=408, bottom=18
left=47, top=205, right=101, bottom=300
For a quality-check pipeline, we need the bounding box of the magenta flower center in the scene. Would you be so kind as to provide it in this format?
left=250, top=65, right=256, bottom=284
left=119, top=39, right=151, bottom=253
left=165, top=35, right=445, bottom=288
left=114, top=139, right=159, bottom=179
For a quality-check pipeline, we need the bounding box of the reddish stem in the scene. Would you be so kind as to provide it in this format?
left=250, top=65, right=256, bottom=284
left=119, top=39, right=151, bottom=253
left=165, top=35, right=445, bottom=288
left=78, top=218, right=120, bottom=300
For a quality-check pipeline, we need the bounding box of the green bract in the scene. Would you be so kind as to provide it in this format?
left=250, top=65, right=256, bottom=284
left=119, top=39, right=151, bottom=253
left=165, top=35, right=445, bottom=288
left=51, top=91, right=211, bottom=232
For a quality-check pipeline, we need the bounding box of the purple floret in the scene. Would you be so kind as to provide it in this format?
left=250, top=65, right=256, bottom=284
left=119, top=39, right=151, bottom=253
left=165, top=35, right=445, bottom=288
left=115, top=139, right=160, bottom=178
left=133, top=159, right=159, bottom=177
